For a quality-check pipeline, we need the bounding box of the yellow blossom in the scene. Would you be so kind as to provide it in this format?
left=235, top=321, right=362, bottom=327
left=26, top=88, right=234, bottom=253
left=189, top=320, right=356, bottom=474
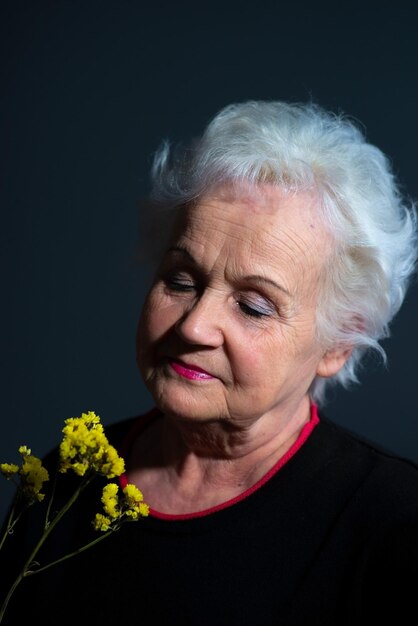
left=122, top=484, right=149, bottom=518
left=59, top=411, right=125, bottom=478
left=0, top=463, right=19, bottom=479
left=92, top=482, right=149, bottom=531
left=92, top=513, right=112, bottom=532
left=101, top=483, right=120, bottom=519
left=1, top=448, right=49, bottom=502
left=20, top=453, right=49, bottom=502
left=1, top=409, right=150, bottom=624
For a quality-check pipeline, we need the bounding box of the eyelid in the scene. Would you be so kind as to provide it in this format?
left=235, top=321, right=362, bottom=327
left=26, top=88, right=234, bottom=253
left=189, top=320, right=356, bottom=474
left=240, top=293, right=276, bottom=316
left=168, top=270, right=194, bottom=281
left=162, top=269, right=197, bottom=291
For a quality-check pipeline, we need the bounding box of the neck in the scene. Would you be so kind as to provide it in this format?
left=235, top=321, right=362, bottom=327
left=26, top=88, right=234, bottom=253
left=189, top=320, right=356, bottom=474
left=126, top=398, right=312, bottom=515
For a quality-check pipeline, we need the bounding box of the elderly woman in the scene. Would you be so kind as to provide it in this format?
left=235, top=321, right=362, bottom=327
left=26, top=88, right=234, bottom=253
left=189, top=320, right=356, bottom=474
left=2, top=100, right=418, bottom=625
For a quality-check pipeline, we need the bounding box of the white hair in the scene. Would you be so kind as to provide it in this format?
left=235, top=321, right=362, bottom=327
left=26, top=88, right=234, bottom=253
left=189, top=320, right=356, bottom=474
left=143, top=100, right=418, bottom=405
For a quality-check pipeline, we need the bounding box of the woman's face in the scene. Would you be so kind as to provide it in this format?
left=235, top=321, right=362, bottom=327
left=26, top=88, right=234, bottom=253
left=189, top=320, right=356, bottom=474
left=136, top=184, right=345, bottom=427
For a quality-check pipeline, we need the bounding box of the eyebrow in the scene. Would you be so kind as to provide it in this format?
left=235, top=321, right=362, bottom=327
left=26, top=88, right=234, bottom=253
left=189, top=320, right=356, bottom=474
left=168, top=245, right=194, bottom=261
left=242, top=274, right=291, bottom=297
left=167, top=245, right=292, bottom=297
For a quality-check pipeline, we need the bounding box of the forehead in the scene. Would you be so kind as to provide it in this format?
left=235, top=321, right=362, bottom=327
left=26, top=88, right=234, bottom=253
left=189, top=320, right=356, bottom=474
left=173, top=184, right=332, bottom=270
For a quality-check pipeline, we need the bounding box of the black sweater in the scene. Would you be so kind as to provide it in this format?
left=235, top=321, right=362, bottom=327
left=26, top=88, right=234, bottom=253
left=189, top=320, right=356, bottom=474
left=2, top=411, right=418, bottom=625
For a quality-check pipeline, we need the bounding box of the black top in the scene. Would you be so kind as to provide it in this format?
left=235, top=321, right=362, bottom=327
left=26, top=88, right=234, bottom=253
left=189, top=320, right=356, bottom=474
left=2, top=410, right=418, bottom=626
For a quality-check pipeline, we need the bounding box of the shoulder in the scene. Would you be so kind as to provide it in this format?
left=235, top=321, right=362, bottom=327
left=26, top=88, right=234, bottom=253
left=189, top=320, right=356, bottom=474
left=314, top=413, right=418, bottom=520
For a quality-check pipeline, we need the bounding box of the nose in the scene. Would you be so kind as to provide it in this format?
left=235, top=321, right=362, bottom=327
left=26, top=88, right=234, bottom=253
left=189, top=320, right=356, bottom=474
left=175, top=291, right=224, bottom=347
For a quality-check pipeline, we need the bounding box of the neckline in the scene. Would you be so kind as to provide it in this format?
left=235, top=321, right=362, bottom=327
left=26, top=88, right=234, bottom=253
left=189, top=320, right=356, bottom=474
left=119, top=404, right=320, bottom=521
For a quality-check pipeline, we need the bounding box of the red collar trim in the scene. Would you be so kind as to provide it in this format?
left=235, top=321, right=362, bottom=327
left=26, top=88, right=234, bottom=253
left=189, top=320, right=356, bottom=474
left=119, top=404, right=320, bottom=521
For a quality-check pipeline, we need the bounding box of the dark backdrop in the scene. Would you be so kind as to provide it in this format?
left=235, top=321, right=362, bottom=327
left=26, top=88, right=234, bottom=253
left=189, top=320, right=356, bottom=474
left=1, top=0, right=417, bottom=524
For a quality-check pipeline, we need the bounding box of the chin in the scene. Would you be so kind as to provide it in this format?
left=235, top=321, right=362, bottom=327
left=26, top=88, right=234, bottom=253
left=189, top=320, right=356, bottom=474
left=151, top=387, right=223, bottom=423
left=144, top=368, right=217, bottom=416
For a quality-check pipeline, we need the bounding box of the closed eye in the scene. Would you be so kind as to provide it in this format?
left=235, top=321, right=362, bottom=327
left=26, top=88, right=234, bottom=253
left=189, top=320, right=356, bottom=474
left=164, top=272, right=196, bottom=292
left=238, top=298, right=275, bottom=319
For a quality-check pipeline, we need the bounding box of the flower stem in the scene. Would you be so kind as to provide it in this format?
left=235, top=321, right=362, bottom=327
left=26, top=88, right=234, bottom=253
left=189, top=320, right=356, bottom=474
left=30, top=529, right=115, bottom=574
left=0, top=476, right=92, bottom=623
left=44, top=465, right=59, bottom=529
left=0, top=503, right=16, bottom=553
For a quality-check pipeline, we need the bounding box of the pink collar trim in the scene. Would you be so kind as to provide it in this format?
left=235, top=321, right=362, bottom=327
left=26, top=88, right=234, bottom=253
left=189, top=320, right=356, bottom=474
left=119, top=404, right=320, bottom=521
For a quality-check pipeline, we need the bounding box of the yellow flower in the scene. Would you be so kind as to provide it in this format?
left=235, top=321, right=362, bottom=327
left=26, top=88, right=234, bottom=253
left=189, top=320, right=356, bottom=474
left=59, top=411, right=125, bottom=478
left=92, top=482, right=149, bottom=531
left=101, top=483, right=120, bottom=519
left=1, top=448, right=49, bottom=502
left=20, top=452, right=49, bottom=502
left=0, top=409, right=150, bottom=624
left=122, top=484, right=150, bottom=519
left=92, top=513, right=113, bottom=532
left=0, top=463, right=19, bottom=479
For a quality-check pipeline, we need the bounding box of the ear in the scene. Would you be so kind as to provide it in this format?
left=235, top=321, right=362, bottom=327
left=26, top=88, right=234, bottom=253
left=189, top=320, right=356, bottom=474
left=316, top=346, right=353, bottom=379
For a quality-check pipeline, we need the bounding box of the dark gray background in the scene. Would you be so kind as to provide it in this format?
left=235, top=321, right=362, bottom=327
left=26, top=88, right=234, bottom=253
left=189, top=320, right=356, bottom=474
left=1, top=0, right=417, bottom=525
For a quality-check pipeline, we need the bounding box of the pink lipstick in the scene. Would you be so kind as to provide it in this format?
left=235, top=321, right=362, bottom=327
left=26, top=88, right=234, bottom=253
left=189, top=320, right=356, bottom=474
left=169, top=360, right=214, bottom=380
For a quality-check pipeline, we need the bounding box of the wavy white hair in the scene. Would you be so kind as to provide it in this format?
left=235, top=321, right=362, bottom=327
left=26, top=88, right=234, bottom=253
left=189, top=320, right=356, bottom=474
left=143, top=100, right=418, bottom=405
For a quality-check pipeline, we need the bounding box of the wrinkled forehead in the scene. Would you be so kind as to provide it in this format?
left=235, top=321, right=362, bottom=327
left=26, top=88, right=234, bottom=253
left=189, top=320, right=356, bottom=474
left=168, top=183, right=334, bottom=281
left=176, top=182, right=331, bottom=247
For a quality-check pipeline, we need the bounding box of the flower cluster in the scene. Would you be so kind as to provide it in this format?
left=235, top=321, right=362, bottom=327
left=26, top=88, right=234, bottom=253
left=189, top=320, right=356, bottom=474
left=1, top=445, right=49, bottom=503
left=0, top=410, right=149, bottom=623
left=93, top=482, right=149, bottom=531
left=59, top=411, right=125, bottom=478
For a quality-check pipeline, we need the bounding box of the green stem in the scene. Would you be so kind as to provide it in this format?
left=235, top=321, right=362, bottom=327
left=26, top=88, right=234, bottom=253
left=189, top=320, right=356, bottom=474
left=0, top=503, right=16, bottom=552
left=0, top=572, right=24, bottom=624
left=0, top=493, right=31, bottom=552
left=0, top=475, right=93, bottom=623
left=44, top=465, right=59, bottom=528
left=29, top=529, right=115, bottom=574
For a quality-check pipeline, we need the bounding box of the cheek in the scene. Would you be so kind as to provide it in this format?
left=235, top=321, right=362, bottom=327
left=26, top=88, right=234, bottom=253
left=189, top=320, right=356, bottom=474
left=139, top=306, right=162, bottom=348
left=233, top=326, right=315, bottom=388
left=138, top=290, right=181, bottom=346
left=231, top=333, right=280, bottom=386
left=136, top=297, right=168, bottom=375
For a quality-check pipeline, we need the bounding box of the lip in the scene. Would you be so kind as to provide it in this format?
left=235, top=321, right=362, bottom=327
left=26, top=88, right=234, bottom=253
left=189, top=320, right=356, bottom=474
left=168, top=359, right=214, bottom=381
